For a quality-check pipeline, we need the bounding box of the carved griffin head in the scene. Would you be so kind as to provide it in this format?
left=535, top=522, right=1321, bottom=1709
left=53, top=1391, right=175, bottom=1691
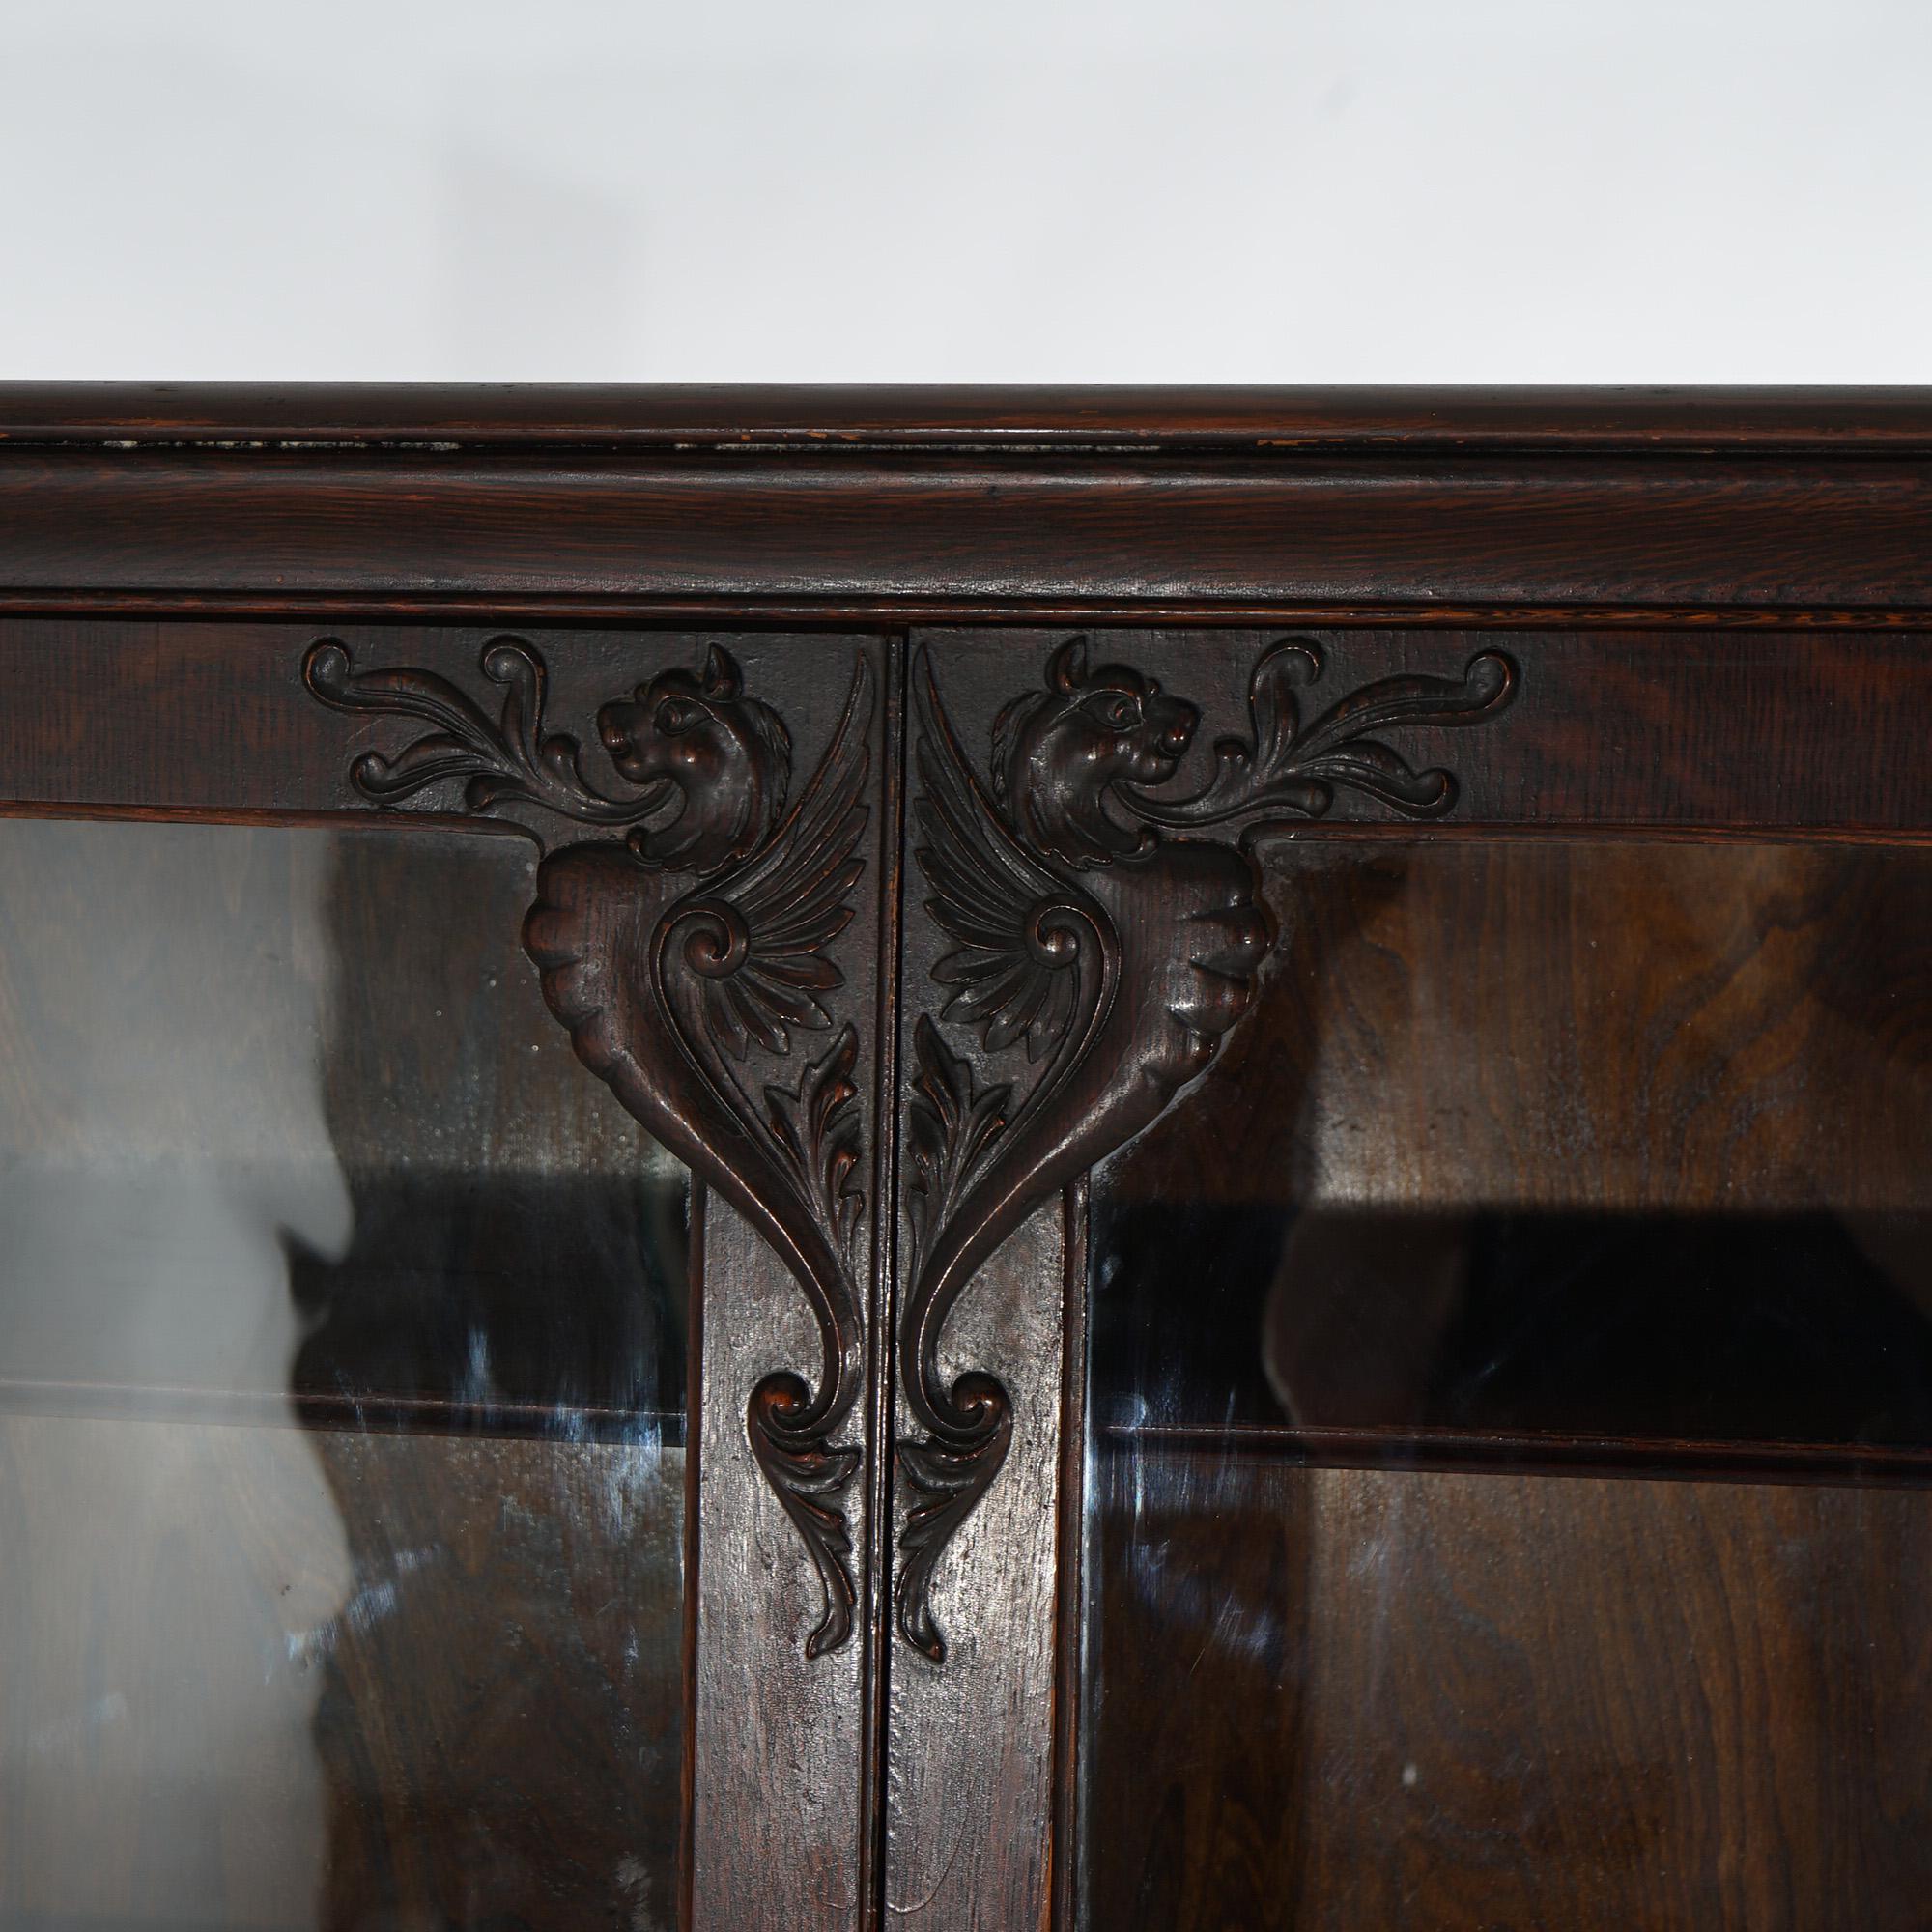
left=988, top=637, right=1198, bottom=869
left=600, top=644, right=793, bottom=872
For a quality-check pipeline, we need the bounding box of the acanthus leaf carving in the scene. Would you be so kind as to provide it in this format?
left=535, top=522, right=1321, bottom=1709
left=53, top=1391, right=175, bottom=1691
left=305, top=635, right=875, bottom=1657
left=906, top=1015, right=1012, bottom=1254
left=303, top=636, right=668, bottom=823
left=304, top=627, right=1518, bottom=1665
left=1128, top=638, right=1522, bottom=827
left=1128, top=638, right=1517, bottom=827
left=895, top=1016, right=1015, bottom=1658
left=896, top=634, right=1518, bottom=1657
left=766, top=1025, right=867, bottom=1265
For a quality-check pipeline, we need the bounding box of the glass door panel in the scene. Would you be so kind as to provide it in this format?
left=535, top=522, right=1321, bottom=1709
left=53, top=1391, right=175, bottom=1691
left=0, top=819, right=686, bottom=1932
left=1080, top=836, right=1932, bottom=1930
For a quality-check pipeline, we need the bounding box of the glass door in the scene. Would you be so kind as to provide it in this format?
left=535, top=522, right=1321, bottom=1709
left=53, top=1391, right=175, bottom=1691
left=0, top=817, right=689, bottom=1931
left=1077, top=832, right=1932, bottom=1930
left=0, top=620, right=894, bottom=1932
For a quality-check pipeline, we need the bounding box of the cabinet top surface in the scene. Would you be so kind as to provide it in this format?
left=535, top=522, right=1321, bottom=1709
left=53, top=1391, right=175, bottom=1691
left=7, top=384, right=1932, bottom=452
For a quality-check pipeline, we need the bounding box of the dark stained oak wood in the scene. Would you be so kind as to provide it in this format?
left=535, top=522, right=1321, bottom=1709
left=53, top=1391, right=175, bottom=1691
left=1084, top=830, right=1932, bottom=1480
left=913, top=626, right=1932, bottom=830
left=1108, top=836, right=1932, bottom=1219
left=4, top=389, right=1932, bottom=1932
left=0, top=623, right=878, bottom=825
left=693, top=1201, right=871, bottom=1932
left=883, top=1202, right=1066, bottom=1932
left=0, top=633, right=888, bottom=1932
left=14, top=623, right=1932, bottom=838
left=914, top=626, right=1932, bottom=1931
left=3, top=449, right=1932, bottom=615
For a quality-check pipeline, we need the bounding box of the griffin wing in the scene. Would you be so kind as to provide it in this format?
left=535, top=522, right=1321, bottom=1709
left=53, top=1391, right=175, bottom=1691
left=913, top=645, right=1086, bottom=1063
left=695, top=652, right=875, bottom=1062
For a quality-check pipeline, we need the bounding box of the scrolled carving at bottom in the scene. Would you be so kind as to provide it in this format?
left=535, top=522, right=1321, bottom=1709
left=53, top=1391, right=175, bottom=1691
left=743, top=1020, right=867, bottom=1658
left=748, top=1370, right=864, bottom=1659
left=895, top=1379, right=1014, bottom=1662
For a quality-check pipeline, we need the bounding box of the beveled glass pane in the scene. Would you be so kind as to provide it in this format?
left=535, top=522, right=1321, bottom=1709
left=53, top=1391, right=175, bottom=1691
left=0, top=819, right=684, bottom=1932
left=1080, top=836, right=1932, bottom=1929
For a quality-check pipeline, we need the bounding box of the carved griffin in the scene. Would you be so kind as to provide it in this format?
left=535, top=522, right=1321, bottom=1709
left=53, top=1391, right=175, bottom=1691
left=896, top=635, right=1517, bottom=1657
left=303, top=626, right=1518, bottom=1666
left=306, top=636, right=873, bottom=1657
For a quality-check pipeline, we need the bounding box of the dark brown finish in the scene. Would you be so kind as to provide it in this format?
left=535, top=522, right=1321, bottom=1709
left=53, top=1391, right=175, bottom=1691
left=881, top=1198, right=1068, bottom=1932
left=4, top=388, right=1932, bottom=1932
left=290, top=630, right=893, bottom=1930
left=0, top=423, right=1929, bottom=618
left=1088, top=836, right=1932, bottom=1471
left=16, top=622, right=1932, bottom=834
left=1050, top=1175, right=1092, bottom=1932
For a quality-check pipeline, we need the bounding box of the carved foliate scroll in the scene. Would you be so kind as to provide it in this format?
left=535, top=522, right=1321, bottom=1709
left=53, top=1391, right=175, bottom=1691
left=306, top=636, right=874, bottom=1657
left=303, top=628, right=1515, bottom=1665
left=897, top=636, right=1518, bottom=1658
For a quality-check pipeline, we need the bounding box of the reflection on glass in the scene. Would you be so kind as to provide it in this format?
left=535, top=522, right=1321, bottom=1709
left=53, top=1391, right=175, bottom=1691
left=1081, top=838, right=1932, bottom=1929
left=0, top=820, right=686, bottom=1932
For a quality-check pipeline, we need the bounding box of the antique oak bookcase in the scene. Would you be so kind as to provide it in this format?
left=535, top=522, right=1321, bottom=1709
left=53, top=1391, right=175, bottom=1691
left=0, top=385, right=1928, bottom=1930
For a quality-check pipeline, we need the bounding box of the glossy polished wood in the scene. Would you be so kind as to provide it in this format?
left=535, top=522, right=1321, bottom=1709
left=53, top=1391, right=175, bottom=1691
left=1077, top=825, right=1932, bottom=1926
left=285, top=631, right=895, bottom=1932
left=12, top=624, right=1932, bottom=837
left=2, top=390, right=1932, bottom=614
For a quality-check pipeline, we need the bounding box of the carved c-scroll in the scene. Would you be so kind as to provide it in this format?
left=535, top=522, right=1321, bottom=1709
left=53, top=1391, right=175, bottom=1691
left=305, top=635, right=874, bottom=1658
left=896, top=636, right=1517, bottom=1659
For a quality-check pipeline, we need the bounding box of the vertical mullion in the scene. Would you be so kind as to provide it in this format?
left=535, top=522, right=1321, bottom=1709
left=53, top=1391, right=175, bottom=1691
left=681, top=633, right=891, bottom=1932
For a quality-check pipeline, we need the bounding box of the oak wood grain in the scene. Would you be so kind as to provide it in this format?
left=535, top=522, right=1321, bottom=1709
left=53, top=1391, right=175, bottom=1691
left=664, top=637, right=891, bottom=1932
left=4, top=451, right=1932, bottom=613
left=884, top=1200, right=1064, bottom=1932
left=690, top=1200, right=867, bottom=1932
left=14, top=624, right=1932, bottom=839
left=5, top=392, right=1932, bottom=1931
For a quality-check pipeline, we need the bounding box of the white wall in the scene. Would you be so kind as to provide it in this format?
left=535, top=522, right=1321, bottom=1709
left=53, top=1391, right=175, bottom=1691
left=3, top=0, right=1930, bottom=382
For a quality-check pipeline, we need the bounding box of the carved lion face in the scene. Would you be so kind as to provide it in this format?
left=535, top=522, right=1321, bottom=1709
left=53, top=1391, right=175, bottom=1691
left=991, top=638, right=1198, bottom=868
left=600, top=644, right=792, bottom=872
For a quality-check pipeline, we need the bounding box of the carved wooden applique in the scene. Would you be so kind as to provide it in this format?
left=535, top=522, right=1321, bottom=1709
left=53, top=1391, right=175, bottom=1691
left=304, top=635, right=873, bottom=1658
left=896, top=635, right=1519, bottom=1659
left=303, top=628, right=1519, bottom=1669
